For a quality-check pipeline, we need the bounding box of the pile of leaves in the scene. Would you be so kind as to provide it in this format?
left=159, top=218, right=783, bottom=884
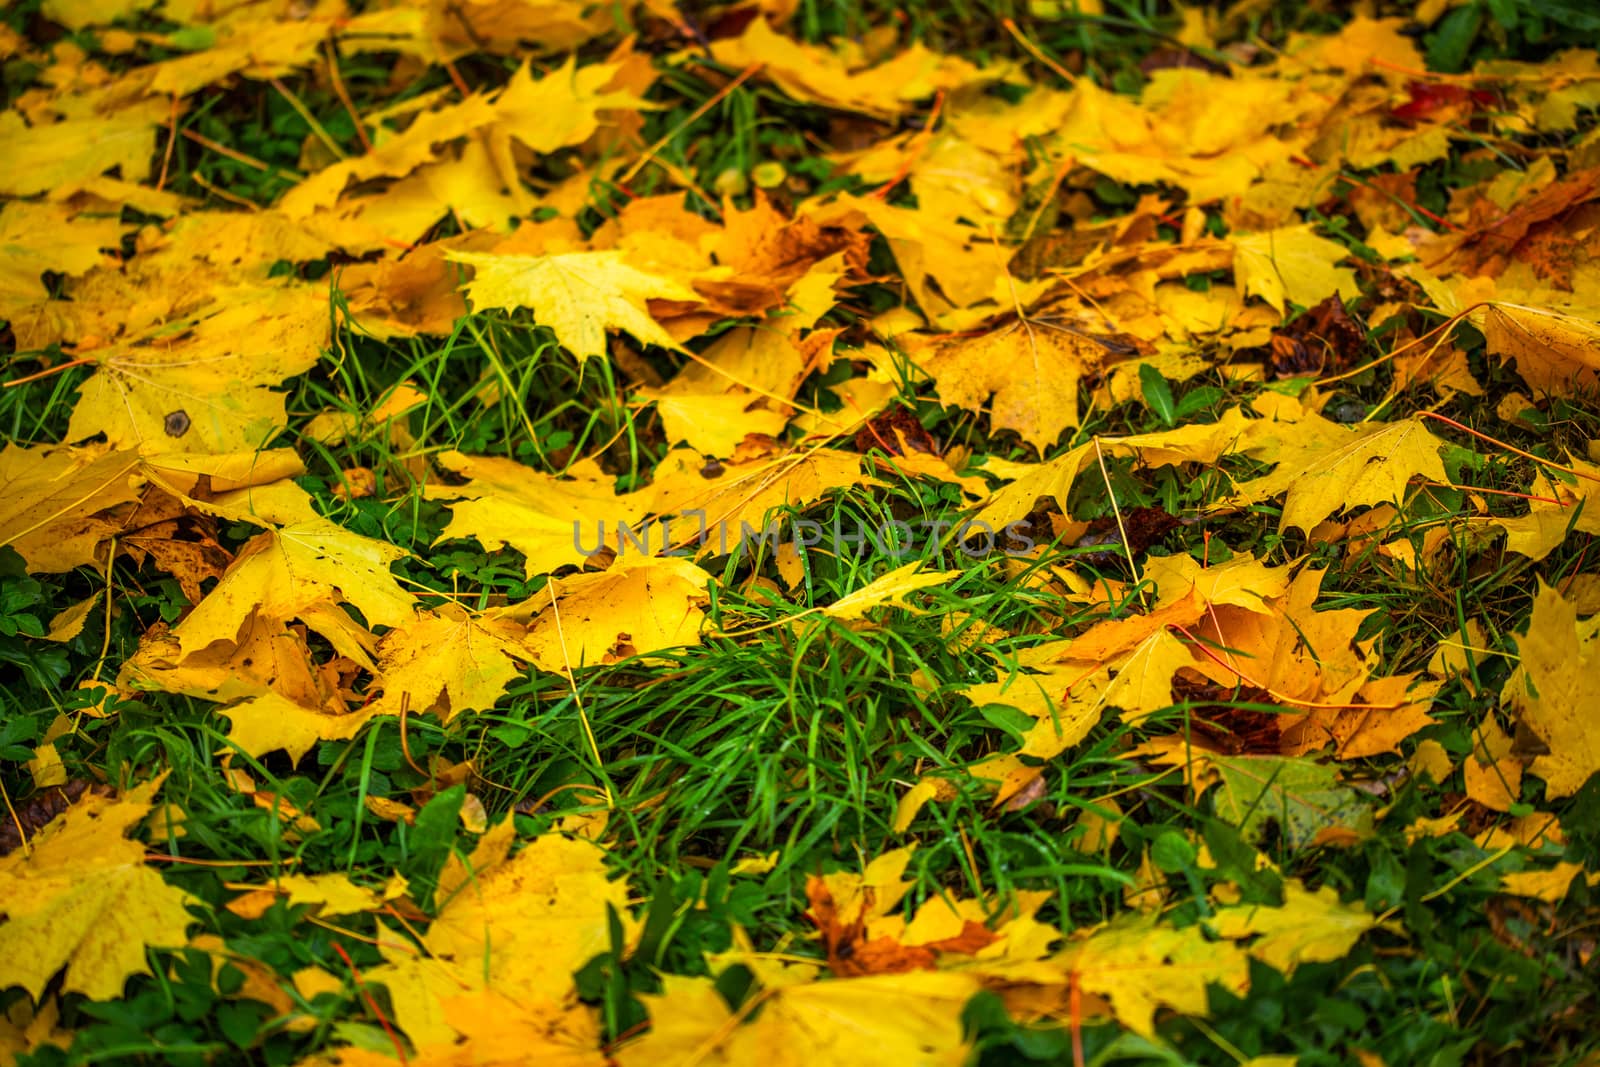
left=3, top=0, right=1600, bottom=1063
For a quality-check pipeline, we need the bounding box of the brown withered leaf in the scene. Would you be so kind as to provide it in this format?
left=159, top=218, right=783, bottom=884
left=805, top=881, right=997, bottom=978
left=1008, top=226, right=1111, bottom=280
left=854, top=406, right=940, bottom=456
left=1432, top=165, right=1600, bottom=277
left=1073, top=506, right=1186, bottom=568
left=114, top=489, right=233, bottom=606
left=1265, top=294, right=1365, bottom=379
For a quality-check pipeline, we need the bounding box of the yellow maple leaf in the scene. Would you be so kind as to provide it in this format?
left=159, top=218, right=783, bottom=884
left=367, top=603, right=531, bottom=721
left=0, top=110, right=159, bottom=197
left=1482, top=301, right=1600, bottom=394
left=65, top=286, right=328, bottom=455
left=428, top=451, right=655, bottom=578
left=143, top=17, right=336, bottom=97
left=492, top=54, right=649, bottom=155
left=1047, top=76, right=1301, bottom=202
left=0, top=442, right=140, bottom=572
left=1231, top=414, right=1450, bottom=533
left=450, top=249, right=697, bottom=362
left=967, top=553, right=1293, bottom=741
left=647, top=444, right=870, bottom=557
left=1057, top=916, right=1249, bottom=1038
left=709, top=16, right=1007, bottom=118
left=226, top=872, right=388, bottom=919
left=140, top=449, right=321, bottom=528
left=1101, top=627, right=1201, bottom=721
left=636, top=326, right=810, bottom=457
left=218, top=692, right=377, bottom=762
left=639, top=385, right=792, bottom=459
left=617, top=971, right=980, bottom=1067
left=421, top=818, right=637, bottom=1002
left=124, top=608, right=352, bottom=709
left=963, top=660, right=1112, bottom=760
left=1187, top=566, right=1377, bottom=705
left=921, top=318, right=1105, bottom=452
left=0, top=201, right=123, bottom=306
left=1497, top=862, right=1598, bottom=904
left=822, top=563, right=954, bottom=620
left=814, top=846, right=918, bottom=931
left=279, top=94, right=500, bottom=217
left=806, top=195, right=1003, bottom=318
left=1280, top=673, right=1442, bottom=758
left=1500, top=582, right=1600, bottom=798
left=1146, top=552, right=1293, bottom=617
left=325, top=969, right=604, bottom=1065
left=908, top=131, right=1020, bottom=228
left=613, top=974, right=745, bottom=1067
left=1208, top=880, right=1388, bottom=972
left=514, top=555, right=710, bottom=672
left=174, top=519, right=414, bottom=655
left=1231, top=225, right=1356, bottom=314
left=0, top=778, right=194, bottom=1000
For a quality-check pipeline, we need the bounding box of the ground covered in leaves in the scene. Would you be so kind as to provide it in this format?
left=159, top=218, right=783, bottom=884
left=3, top=0, right=1600, bottom=1064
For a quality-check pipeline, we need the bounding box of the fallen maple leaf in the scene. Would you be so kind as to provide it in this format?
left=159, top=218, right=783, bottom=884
left=491, top=54, right=651, bottom=156
left=1280, top=673, right=1441, bottom=758
left=512, top=555, right=711, bottom=672
left=636, top=324, right=815, bottom=457
left=1231, top=413, right=1450, bottom=534
left=1230, top=225, right=1357, bottom=314
left=0, top=112, right=158, bottom=197
left=174, top=519, right=415, bottom=656
left=0, top=442, right=140, bottom=572
left=822, top=563, right=954, bottom=620
left=617, top=971, right=981, bottom=1067
left=279, top=94, right=500, bottom=218
left=710, top=16, right=1009, bottom=118
left=1497, top=863, right=1599, bottom=904
left=0, top=777, right=195, bottom=1001
left=213, top=692, right=375, bottom=763
left=921, top=317, right=1105, bottom=452
left=123, top=607, right=360, bottom=711
left=806, top=878, right=995, bottom=977
left=1208, top=880, right=1389, bottom=971
left=1501, top=582, right=1600, bottom=799
left=449, top=249, right=697, bottom=362
left=961, top=660, right=1112, bottom=760
left=647, top=444, right=871, bottom=556
left=366, top=603, right=532, bottom=721
left=409, top=817, right=637, bottom=1003
left=1481, top=301, right=1600, bottom=393
left=427, top=450, right=655, bottom=578
left=1056, top=916, right=1249, bottom=1038
left=65, top=286, right=329, bottom=455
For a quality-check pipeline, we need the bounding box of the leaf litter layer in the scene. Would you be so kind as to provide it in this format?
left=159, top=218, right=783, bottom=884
left=2, top=1, right=1600, bottom=1064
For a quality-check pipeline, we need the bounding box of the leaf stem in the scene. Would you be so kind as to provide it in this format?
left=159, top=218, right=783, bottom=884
left=1419, top=411, right=1600, bottom=484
